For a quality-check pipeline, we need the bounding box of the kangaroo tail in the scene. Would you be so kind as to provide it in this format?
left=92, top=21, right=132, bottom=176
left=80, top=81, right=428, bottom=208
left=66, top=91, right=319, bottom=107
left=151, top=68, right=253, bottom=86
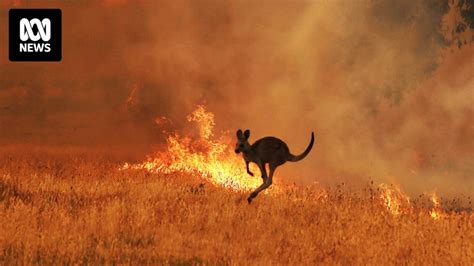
left=288, top=132, right=315, bottom=162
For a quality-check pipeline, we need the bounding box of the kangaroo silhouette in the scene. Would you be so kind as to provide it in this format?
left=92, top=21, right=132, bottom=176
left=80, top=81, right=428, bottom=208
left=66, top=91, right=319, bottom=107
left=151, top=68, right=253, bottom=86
left=235, top=129, right=315, bottom=203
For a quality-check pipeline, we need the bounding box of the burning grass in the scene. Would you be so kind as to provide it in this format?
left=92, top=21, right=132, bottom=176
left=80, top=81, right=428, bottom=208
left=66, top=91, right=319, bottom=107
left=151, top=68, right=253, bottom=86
left=0, top=146, right=473, bottom=264
left=121, top=105, right=262, bottom=191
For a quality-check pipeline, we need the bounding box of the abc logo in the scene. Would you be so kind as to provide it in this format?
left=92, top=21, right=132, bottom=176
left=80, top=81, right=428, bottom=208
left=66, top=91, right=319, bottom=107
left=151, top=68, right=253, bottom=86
left=19, top=18, right=52, bottom=53
left=20, top=18, right=51, bottom=42
left=9, top=9, right=61, bottom=61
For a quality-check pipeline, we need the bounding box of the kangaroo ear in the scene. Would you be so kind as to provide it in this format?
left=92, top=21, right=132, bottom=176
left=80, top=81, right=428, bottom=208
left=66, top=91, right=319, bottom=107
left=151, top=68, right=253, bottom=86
left=236, top=129, right=243, bottom=139
left=244, top=129, right=250, bottom=139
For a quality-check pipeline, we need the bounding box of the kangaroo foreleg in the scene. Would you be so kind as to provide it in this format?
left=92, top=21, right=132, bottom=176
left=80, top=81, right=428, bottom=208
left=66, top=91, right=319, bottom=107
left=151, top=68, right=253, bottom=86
left=245, top=160, right=254, bottom=176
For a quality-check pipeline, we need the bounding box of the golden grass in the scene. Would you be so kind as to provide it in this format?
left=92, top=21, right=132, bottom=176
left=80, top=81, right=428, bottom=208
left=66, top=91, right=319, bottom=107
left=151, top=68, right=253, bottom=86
left=0, top=146, right=473, bottom=264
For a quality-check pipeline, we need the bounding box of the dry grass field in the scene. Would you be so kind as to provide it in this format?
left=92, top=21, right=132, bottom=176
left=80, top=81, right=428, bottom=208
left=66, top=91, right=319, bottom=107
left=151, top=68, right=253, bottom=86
left=0, top=145, right=473, bottom=265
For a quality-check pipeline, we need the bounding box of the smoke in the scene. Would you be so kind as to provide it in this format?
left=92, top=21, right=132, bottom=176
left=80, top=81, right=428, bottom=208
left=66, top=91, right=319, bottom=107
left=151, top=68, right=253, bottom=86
left=0, top=0, right=472, bottom=197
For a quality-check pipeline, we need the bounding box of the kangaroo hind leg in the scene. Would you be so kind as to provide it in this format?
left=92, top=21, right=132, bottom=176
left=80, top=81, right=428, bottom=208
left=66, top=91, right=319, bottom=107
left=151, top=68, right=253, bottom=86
left=247, top=163, right=275, bottom=204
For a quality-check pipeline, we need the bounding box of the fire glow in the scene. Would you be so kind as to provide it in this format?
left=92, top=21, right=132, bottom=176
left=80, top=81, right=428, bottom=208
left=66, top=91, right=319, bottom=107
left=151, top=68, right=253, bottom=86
left=378, top=183, right=448, bottom=219
left=429, top=192, right=443, bottom=220
left=378, top=183, right=411, bottom=216
left=121, top=105, right=261, bottom=190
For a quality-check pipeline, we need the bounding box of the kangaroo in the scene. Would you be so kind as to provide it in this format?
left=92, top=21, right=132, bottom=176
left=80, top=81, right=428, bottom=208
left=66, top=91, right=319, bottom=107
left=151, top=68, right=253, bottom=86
left=235, top=129, right=315, bottom=203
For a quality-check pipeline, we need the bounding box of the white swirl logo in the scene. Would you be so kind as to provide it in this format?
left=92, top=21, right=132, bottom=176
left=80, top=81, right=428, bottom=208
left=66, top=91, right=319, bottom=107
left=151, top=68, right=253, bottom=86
left=19, top=18, right=51, bottom=42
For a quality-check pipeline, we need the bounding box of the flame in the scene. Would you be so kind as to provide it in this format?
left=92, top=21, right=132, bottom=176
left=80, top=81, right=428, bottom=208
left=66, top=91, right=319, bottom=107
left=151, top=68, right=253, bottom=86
left=379, top=183, right=410, bottom=216
left=125, top=83, right=139, bottom=109
left=429, top=192, right=443, bottom=220
left=154, top=116, right=171, bottom=125
left=378, top=184, right=446, bottom=219
left=121, top=105, right=262, bottom=190
left=187, top=106, right=214, bottom=140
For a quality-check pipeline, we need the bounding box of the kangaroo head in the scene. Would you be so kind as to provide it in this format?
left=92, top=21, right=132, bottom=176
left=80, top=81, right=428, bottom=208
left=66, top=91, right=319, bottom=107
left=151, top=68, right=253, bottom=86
left=235, top=129, right=251, bottom=154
